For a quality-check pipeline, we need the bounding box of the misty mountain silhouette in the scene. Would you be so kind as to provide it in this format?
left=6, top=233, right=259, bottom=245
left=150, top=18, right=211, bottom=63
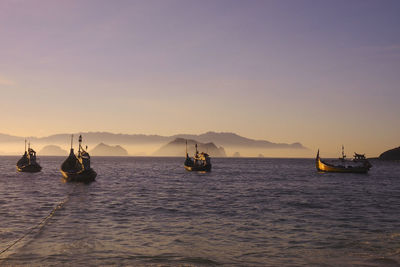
left=0, top=131, right=305, bottom=148
left=232, top=152, right=241, bottom=157
left=90, top=143, right=129, bottom=156
left=39, top=145, right=67, bottom=156
left=173, top=131, right=305, bottom=149
left=24, top=132, right=170, bottom=144
left=0, top=133, right=24, bottom=142
left=153, top=138, right=226, bottom=157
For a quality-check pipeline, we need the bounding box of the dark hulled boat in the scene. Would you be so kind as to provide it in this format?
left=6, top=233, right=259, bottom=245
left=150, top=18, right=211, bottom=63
left=16, top=140, right=42, bottom=172
left=60, top=135, right=96, bottom=182
left=184, top=142, right=212, bottom=172
left=316, top=146, right=372, bottom=173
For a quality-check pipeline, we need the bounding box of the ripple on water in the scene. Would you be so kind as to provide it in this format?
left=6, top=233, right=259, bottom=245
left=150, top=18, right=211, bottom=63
left=0, top=157, right=400, bottom=266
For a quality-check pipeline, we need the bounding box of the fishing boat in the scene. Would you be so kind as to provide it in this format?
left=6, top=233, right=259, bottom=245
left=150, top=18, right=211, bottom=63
left=16, top=140, right=42, bottom=172
left=184, top=141, right=212, bottom=172
left=316, top=146, right=372, bottom=173
left=60, top=135, right=96, bottom=182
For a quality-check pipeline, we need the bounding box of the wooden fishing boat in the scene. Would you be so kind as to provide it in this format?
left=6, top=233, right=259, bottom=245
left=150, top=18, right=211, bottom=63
left=184, top=141, right=212, bottom=172
left=316, top=147, right=371, bottom=173
left=16, top=140, right=42, bottom=173
left=60, top=135, right=97, bottom=182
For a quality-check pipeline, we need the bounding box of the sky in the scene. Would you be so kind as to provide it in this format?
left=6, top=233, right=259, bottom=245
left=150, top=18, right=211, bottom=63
left=0, top=0, right=399, bottom=157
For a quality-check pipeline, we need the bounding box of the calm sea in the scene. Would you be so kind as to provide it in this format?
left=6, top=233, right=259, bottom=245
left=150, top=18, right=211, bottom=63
left=0, top=156, right=399, bottom=266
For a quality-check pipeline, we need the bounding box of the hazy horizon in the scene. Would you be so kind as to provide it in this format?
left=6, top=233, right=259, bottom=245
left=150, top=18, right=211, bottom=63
left=1, top=0, right=399, bottom=157
left=0, top=130, right=395, bottom=158
left=0, top=130, right=310, bottom=158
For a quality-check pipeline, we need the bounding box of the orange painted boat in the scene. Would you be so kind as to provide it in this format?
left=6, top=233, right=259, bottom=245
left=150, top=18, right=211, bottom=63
left=316, top=149, right=371, bottom=173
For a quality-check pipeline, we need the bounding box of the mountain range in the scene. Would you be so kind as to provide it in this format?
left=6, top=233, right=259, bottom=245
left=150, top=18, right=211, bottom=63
left=0, top=131, right=307, bottom=157
left=0, top=131, right=305, bottom=148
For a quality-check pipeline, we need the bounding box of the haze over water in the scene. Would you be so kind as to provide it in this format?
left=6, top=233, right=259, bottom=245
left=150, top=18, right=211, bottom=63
left=1, top=156, right=399, bottom=266
left=1, top=0, right=400, bottom=156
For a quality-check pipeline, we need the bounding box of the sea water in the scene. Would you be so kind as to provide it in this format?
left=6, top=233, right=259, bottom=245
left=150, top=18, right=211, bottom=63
left=0, top=156, right=399, bottom=266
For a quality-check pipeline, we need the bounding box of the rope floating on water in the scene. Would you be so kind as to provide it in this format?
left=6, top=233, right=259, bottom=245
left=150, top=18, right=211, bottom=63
left=0, top=196, right=70, bottom=258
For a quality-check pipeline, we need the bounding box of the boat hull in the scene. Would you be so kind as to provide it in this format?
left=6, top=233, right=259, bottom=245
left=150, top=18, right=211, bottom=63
left=17, top=164, right=42, bottom=173
left=60, top=168, right=97, bottom=183
left=184, top=164, right=212, bottom=172
left=316, top=152, right=370, bottom=173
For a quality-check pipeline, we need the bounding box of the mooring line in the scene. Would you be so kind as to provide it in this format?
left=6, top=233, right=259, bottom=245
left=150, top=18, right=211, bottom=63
left=0, top=195, right=70, bottom=258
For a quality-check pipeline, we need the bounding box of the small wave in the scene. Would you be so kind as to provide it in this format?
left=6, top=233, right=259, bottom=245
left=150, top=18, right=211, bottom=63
left=286, top=201, right=326, bottom=209
left=152, top=207, right=179, bottom=213
left=390, top=233, right=400, bottom=239
left=366, top=257, right=400, bottom=266
left=180, top=257, right=221, bottom=266
left=143, top=254, right=221, bottom=266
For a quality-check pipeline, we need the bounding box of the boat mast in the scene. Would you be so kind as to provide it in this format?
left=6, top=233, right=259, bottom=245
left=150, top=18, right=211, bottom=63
left=24, top=139, right=27, bottom=152
left=341, top=145, right=346, bottom=159
left=71, top=134, right=73, bottom=149
left=28, top=141, right=31, bottom=164
left=78, top=135, right=82, bottom=153
left=185, top=140, right=188, bottom=156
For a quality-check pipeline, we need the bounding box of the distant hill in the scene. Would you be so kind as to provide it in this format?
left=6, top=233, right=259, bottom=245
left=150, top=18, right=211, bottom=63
left=153, top=138, right=226, bottom=157
left=39, top=145, right=68, bottom=156
left=233, top=152, right=241, bottom=157
left=90, top=143, right=129, bottom=156
left=379, top=146, right=400, bottom=160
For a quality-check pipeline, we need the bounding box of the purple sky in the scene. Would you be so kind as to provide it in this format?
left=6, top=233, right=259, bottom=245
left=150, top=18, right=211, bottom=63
left=0, top=0, right=399, bottom=156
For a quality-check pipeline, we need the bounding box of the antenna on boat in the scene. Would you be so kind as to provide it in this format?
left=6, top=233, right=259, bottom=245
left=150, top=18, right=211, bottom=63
left=79, top=135, right=82, bottom=153
left=185, top=140, right=188, bottom=156
left=71, top=134, right=73, bottom=149
left=341, top=145, right=346, bottom=159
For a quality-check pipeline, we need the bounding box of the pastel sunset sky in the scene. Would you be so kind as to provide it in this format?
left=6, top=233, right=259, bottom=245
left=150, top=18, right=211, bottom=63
left=1, top=0, right=399, bottom=157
